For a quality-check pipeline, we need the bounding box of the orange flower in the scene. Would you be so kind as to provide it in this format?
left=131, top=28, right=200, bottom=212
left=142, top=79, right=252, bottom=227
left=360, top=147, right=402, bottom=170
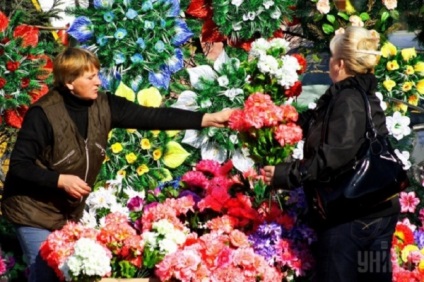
left=13, top=24, right=39, bottom=47
left=0, top=11, right=8, bottom=32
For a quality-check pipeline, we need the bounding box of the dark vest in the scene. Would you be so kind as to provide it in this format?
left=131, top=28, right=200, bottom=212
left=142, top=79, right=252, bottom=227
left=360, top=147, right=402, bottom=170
left=1, top=90, right=111, bottom=230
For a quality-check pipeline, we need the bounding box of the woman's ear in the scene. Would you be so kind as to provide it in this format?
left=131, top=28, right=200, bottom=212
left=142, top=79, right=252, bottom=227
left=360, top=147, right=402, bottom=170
left=66, top=81, right=74, bottom=91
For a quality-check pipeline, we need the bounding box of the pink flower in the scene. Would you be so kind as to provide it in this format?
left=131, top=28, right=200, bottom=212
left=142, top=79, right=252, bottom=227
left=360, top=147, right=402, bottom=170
left=0, top=256, right=7, bottom=276
left=400, top=191, right=420, bottom=213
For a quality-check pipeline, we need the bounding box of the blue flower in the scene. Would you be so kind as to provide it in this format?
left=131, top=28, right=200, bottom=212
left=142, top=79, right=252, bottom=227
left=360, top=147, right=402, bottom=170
left=144, top=20, right=155, bottom=30
left=154, top=40, right=165, bottom=53
left=125, top=8, right=138, bottom=19
left=67, top=17, right=94, bottom=43
left=136, top=38, right=146, bottom=49
left=96, top=35, right=108, bottom=46
left=103, top=11, right=115, bottom=22
left=114, top=28, right=128, bottom=40
left=93, top=0, right=114, bottom=9
left=99, top=69, right=112, bottom=90
left=130, top=75, right=143, bottom=92
left=165, top=0, right=180, bottom=17
left=167, top=48, right=183, bottom=73
left=130, top=53, right=144, bottom=63
left=141, top=1, right=153, bottom=11
left=148, top=66, right=171, bottom=89
left=113, top=52, right=126, bottom=64
left=172, top=20, right=193, bottom=46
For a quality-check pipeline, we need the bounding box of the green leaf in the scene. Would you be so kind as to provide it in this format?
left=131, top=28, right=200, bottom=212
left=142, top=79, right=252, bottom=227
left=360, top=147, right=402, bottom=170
left=326, top=14, right=336, bottom=24
left=322, top=23, right=335, bottom=34
left=381, top=11, right=390, bottom=22
left=337, top=12, right=349, bottom=21
left=359, top=12, right=370, bottom=21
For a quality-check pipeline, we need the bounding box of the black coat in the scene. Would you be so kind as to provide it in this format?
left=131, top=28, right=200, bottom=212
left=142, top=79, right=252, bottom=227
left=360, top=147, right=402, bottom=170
left=273, top=74, right=398, bottom=222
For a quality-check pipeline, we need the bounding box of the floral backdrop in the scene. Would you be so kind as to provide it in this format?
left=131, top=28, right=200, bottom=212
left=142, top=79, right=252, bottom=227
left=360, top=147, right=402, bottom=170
left=1, top=0, right=424, bottom=281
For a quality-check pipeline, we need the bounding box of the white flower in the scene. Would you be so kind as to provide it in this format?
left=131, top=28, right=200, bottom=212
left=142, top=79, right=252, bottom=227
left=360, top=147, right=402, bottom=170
left=166, top=229, right=187, bottom=245
left=222, top=88, right=244, bottom=101
left=158, top=238, right=178, bottom=254
left=316, top=0, right=330, bottom=14
left=269, top=38, right=290, bottom=52
left=200, top=99, right=212, bottom=108
left=60, top=238, right=111, bottom=281
left=232, top=148, right=255, bottom=172
left=153, top=219, right=174, bottom=235
left=250, top=38, right=270, bottom=57
left=257, top=55, right=279, bottom=74
left=80, top=210, right=98, bottom=228
left=218, top=75, right=229, bottom=87
left=229, top=134, right=239, bottom=144
left=386, top=112, right=411, bottom=140
left=232, top=22, right=242, bottom=31
left=375, top=92, right=387, bottom=111
left=292, top=140, right=304, bottom=160
left=243, top=12, right=256, bottom=21
left=85, top=187, right=117, bottom=211
left=263, top=0, right=274, bottom=9
left=270, top=8, right=281, bottom=19
left=308, top=102, right=317, bottom=109
left=394, top=149, right=411, bottom=170
left=143, top=231, right=158, bottom=250
left=231, top=0, right=244, bottom=7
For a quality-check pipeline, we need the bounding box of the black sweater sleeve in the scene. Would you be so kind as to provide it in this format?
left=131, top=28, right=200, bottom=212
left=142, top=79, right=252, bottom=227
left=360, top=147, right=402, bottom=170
left=108, top=93, right=205, bottom=130
left=7, top=107, right=60, bottom=188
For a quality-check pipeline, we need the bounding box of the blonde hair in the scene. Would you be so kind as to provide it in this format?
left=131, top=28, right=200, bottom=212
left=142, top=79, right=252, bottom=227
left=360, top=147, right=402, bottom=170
left=53, top=47, right=101, bottom=87
left=329, top=26, right=380, bottom=75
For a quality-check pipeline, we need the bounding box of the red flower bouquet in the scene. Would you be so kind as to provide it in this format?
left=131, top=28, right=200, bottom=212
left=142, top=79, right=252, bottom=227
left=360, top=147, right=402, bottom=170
left=229, top=92, right=303, bottom=165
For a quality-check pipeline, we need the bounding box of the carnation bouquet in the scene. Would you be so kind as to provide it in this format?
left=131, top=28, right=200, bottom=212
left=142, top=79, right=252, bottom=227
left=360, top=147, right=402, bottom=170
left=229, top=92, right=303, bottom=166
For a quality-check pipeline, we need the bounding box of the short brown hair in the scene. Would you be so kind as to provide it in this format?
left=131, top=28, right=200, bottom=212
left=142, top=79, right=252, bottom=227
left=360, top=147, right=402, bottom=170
left=53, top=47, right=101, bottom=87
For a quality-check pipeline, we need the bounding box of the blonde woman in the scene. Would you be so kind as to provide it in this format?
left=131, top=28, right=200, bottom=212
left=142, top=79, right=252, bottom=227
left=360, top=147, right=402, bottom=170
left=264, top=27, right=398, bottom=281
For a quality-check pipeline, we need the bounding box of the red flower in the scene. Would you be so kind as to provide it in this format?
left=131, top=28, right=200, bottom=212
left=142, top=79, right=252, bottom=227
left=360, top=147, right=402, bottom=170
left=57, top=28, right=69, bottom=46
left=292, top=53, right=307, bottom=74
left=285, top=81, right=303, bottom=98
left=4, top=106, right=28, bottom=128
left=13, top=24, right=39, bottom=47
left=0, top=78, right=6, bottom=89
left=29, top=83, right=49, bottom=103
left=21, top=78, right=30, bottom=88
left=6, top=61, right=20, bottom=72
left=29, top=54, right=53, bottom=79
left=0, top=11, right=8, bottom=32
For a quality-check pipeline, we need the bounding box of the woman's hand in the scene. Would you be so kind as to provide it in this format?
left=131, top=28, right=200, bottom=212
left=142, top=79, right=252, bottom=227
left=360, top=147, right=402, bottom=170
left=201, top=109, right=235, bottom=128
left=263, top=165, right=275, bottom=185
left=58, top=174, right=91, bottom=199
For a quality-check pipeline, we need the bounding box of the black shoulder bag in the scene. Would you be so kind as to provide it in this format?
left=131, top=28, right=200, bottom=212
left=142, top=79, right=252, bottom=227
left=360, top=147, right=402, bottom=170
left=310, top=86, right=409, bottom=221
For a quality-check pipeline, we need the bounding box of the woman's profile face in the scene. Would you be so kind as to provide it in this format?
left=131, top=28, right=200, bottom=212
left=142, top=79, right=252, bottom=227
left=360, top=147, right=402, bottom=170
left=66, top=67, right=101, bottom=100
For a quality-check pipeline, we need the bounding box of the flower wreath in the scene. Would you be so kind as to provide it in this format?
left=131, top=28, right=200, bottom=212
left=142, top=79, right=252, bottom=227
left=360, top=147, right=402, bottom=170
left=67, top=0, right=194, bottom=91
left=0, top=10, right=52, bottom=129
left=186, top=0, right=295, bottom=48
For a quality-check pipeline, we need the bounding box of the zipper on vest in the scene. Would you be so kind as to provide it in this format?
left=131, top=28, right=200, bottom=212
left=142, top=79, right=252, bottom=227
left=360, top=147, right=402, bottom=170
left=53, top=150, right=76, bottom=166
left=84, top=140, right=89, bottom=182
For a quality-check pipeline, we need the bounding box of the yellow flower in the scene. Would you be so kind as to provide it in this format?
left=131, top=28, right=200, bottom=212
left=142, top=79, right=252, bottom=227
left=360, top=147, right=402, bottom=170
left=380, top=42, right=397, bottom=58
left=0, top=142, right=7, bottom=158
left=415, top=62, right=424, bottom=75
left=402, top=82, right=414, bottom=92
left=2, top=158, right=9, bottom=175
left=111, top=142, right=123, bottom=153
left=386, top=60, right=399, bottom=71
left=125, top=152, right=138, bottom=164
left=408, top=94, right=419, bottom=106
left=115, top=81, right=135, bottom=102
left=136, top=164, right=149, bottom=175
left=383, top=79, right=396, bottom=91
left=401, top=48, right=417, bottom=62
left=417, top=80, right=424, bottom=95
left=160, top=168, right=173, bottom=182
left=401, top=244, right=419, bottom=262
left=117, top=169, right=126, bottom=178
left=108, top=131, right=112, bottom=141
left=127, top=129, right=136, bottom=134
left=150, top=130, right=160, bottom=137
left=137, top=87, right=162, bottom=107
left=140, top=138, right=151, bottom=150
left=103, top=155, right=110, bottom=163
left=166, top=130, right=180, bottom=137
left=393, top=102, right=408, bottom=114
left=153, top=148, right=162, bottom=160
left=163, top=141, right=190, bottom=168
left=405, top=65, right=414, bottom=75
left=419, top=260, right=424, bottom=272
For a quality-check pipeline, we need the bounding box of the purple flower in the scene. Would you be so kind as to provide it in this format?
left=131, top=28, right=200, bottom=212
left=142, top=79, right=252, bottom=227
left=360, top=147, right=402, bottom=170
left=67, top=17, right=94, bottom=43
left=127, top=196, right=145, bottom=212
left=414, top=229, right=424, bottom=249
left=172, top=20, right=193, bottom=46
left=165, top=0, right=180, bottom=17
